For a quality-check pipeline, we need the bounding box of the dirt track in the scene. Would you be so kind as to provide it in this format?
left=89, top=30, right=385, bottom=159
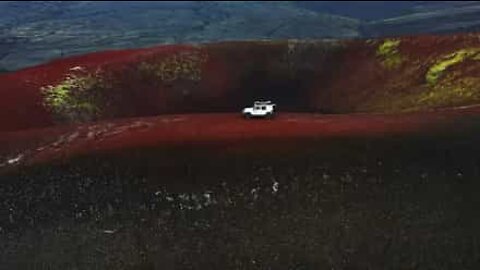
left=2, top=107, right=480, bottom=174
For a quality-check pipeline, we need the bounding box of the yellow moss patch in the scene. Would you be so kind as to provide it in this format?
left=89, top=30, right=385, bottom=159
left=139, top=51, right=208, bottom=82
left=376, top=39, right=404, bottom=69
left=425, top=48, right=480, bottom=85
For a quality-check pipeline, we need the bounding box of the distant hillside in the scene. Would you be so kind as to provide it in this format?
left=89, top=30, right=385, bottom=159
left=294, top=1, right=420, bottom=21
left=363, top=2, right=480, bottom=37
left=3, top=1, right=480, bottom=71
left=0, top=1, right=360, bottom=71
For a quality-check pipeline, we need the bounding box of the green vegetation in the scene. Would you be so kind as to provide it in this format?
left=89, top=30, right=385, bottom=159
left=0, top=67, right=9, bottom=73
left=376, top=39, right=403, bottom=69
left=426, top=48, right=480, bottom=85
left=367, top=47, right=480, bottom=113
left=41, top=70, right=106, bottom=122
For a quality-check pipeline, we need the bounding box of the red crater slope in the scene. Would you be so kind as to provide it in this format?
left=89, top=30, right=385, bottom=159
left=2, top=33, right=480, bottom=131
left=2, top=33, right=480, bottom=173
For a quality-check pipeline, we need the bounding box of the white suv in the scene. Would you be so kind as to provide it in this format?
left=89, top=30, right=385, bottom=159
left=242, top=101, right=276, bottom=119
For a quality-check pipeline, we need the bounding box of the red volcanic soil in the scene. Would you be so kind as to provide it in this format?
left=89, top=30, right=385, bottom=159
left=2, top=106, right=480, bottom=175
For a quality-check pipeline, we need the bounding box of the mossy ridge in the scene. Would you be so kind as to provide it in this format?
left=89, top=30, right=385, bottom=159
left=41, top=69, right=107, bottom=123
left=426, top=48, right=480, bottom=85
left=376, top=39, right=404, bottom=70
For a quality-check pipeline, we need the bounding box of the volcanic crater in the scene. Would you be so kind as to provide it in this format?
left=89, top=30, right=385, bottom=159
left=2, top=34, right=480, bottom=269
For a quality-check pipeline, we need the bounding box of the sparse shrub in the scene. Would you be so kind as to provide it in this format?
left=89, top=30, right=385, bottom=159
left=41, top=68, right=107, bottom=122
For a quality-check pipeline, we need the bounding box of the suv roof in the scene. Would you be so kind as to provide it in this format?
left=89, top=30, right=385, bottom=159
left=254, top=100, right=273, bottom=105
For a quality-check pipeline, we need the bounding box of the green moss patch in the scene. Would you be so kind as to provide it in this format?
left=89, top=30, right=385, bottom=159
left=426, top=48, right=480, bottom=85
left=376, top=39, right=404, bottom=69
